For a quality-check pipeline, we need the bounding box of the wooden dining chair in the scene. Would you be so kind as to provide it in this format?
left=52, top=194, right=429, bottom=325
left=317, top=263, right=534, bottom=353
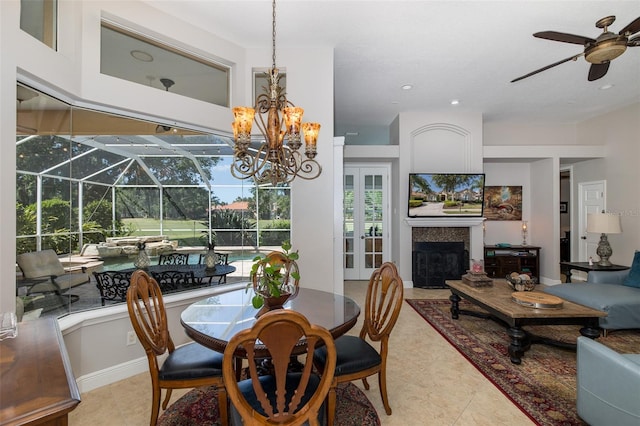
left=222, top=309, right=337, bottom=426
left=126, top=270, right=228, bottom=426
left=313, top=261, right=404, bottom=426
left=158, top=252, right=190, bottom=265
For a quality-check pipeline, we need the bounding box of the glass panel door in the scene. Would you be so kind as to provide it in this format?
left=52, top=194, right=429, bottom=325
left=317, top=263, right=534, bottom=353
left=344, top=165, right=389, bottom=280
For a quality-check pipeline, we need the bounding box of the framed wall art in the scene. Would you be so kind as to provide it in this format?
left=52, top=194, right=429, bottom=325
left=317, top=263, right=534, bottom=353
left=483, top=186, right=523, bottom=220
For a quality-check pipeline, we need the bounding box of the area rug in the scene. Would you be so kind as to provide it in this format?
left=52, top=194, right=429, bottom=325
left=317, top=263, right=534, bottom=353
left=406, top=298, right=640, bottom=426
left=158, top=382, right=380, bottom=426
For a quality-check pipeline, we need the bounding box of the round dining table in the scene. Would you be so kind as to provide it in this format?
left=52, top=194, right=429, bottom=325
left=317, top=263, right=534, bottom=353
left=181, top=287, right=361, bottom=357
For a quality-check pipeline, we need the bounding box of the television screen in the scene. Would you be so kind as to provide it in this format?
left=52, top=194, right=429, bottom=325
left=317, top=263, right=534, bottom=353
left=408, top=173, right=485, bottom=217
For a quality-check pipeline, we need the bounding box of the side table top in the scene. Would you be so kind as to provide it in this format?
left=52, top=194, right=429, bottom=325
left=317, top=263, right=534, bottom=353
left=560, top=261, right=629, bottom=272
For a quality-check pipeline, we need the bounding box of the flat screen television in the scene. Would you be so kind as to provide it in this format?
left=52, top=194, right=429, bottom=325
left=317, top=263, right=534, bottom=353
left=408, top=173, right=485, bottom=217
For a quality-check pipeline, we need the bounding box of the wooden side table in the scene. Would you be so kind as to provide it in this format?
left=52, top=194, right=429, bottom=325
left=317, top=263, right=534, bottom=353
left=560, top=261, right=629, bottom=283
left=0, top=318, right=80, bottom=425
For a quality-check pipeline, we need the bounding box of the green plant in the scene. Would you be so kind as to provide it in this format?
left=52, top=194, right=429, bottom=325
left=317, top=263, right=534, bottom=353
left=248, top=240, right=300, bottom=309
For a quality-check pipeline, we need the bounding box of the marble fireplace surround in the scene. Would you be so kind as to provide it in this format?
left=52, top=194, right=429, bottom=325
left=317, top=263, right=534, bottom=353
left=405, top=217, right=485, bottom=271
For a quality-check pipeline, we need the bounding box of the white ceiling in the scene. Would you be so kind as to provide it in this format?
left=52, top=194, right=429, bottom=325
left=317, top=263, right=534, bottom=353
left=144, top=1, right=640, bottom=143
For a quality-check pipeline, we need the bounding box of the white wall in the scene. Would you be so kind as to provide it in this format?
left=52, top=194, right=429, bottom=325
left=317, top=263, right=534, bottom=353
left=482, top=162, right=532, bottom=246
left=573, top=103, right=640, bottom=266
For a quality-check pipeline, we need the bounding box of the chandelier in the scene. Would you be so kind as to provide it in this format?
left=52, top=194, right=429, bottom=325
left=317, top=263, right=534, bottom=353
left=231, top=0, right=321, bottom=186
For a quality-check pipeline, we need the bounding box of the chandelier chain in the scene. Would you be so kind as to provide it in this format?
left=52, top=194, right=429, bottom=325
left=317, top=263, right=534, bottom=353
left=272, top=0, right=277, bottom=69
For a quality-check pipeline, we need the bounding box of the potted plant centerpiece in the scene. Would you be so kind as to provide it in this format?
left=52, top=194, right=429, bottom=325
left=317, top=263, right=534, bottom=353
left=248, top=240, right=300, bottom=310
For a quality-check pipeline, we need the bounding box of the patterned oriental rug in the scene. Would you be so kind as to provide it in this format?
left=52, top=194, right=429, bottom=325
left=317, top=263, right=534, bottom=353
left=158, top=382, right=380, bottom=426
left=406, top=298, right=640, bottom=426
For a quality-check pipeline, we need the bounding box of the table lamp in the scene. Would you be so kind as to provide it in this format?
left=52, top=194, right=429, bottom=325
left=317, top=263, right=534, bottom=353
left=586, top=213, right=622, bottom=266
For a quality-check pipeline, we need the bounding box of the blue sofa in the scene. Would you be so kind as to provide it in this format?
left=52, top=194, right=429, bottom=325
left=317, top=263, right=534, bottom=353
left=543, top=269, right=640, bottom=331
left=576, top=337, right=640, bottom=425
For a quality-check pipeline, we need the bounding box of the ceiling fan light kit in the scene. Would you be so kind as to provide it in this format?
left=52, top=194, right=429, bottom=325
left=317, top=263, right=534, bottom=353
left=511, top=15, right=640, bottom=83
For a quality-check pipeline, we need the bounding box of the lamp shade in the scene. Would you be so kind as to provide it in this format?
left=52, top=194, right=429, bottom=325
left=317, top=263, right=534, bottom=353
left=586, top=213, right=622, bottom=234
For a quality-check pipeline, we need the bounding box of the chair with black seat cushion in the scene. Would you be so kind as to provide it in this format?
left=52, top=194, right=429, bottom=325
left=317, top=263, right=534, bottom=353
left=314, top=262, right=403, bottom=426
left=126, top=270, right=228, bottom=426
left=93, top=270, right=132, bottom=305
left=222, top=309, right=336, bottom=426
left=158, top=252, right=190, bottom=265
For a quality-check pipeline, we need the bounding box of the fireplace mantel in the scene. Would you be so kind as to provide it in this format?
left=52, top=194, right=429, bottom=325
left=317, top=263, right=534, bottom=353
left=405, top=217, right=485, bottom=228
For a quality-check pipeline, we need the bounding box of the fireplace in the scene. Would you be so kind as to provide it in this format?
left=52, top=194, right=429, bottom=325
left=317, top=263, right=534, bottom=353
left=412, top=241, right=467, bottom=288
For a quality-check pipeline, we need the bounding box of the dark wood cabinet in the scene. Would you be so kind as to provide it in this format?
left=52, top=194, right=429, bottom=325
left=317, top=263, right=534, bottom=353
left=484, top=245, right=541, bottom=279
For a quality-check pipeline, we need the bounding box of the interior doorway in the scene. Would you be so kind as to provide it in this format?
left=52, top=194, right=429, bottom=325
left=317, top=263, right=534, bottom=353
left=560, top=169, right=571, bottom=261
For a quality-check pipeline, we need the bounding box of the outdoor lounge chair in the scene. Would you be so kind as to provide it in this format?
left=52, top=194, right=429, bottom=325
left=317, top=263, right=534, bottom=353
left=16, top=249, right=91, bottom=296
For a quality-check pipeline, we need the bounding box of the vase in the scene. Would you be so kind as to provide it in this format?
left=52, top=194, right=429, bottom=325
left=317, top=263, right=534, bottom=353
left=255, top=292, right=291, bottom=318
left=134, top=248, right=150, bottom=270
left=203, top=248, right=218, bottom=270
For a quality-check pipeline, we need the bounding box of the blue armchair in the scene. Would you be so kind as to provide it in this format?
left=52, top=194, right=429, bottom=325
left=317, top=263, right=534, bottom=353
left=576, top=336, right=640, bottom=425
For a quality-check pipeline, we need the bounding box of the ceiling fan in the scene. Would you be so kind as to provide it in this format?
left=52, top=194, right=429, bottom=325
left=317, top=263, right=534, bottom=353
left=511, top=15, right=640, bottom=83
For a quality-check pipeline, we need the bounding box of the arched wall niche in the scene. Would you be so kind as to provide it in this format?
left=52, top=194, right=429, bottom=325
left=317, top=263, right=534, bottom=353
left=410, top=123, right=472, bottom=172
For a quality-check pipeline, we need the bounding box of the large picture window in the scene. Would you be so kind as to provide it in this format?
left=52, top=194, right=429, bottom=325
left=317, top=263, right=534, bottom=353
left=15, top=84, right=291, bottom=319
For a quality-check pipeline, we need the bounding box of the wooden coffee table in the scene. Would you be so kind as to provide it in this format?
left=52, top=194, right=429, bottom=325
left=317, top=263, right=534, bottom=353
left=445, top=279, right=607, bottom=364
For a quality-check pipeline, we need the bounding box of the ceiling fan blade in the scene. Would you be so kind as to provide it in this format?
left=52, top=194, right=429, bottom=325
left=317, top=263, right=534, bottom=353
left=619, top=16, right=640, bottom=36
left=510, top=54, right=582, bottom=83
left=588, top=62, right=610, bottom=81
left=534, top=31, right=595, bottom=45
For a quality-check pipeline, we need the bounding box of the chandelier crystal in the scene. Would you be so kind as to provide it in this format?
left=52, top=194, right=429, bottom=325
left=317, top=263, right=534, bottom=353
left=230, top=0, right=321, bottom=186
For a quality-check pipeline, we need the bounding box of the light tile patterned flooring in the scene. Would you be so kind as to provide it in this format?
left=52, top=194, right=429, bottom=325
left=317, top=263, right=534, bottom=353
left=69, top=281, right=534, bottom=425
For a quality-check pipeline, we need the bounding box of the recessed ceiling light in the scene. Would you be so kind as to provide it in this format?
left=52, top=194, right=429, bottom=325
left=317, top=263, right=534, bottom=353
left=391, top=101, right=399, bottom=105
left=401, top=84, right=413, bottom=90
left=131, top=50, right=154, bottom=62
left=450, top=99, right=460, bottom=105
left=599, top=84, right=614, bottom=90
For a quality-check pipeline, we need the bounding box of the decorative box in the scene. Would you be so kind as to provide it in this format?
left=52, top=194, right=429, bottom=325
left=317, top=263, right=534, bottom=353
left=462, top=271, right=493, bottom=287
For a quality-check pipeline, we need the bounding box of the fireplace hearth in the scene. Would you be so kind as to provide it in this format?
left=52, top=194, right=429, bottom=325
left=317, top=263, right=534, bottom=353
left=412, top=241, right=467, bottom=288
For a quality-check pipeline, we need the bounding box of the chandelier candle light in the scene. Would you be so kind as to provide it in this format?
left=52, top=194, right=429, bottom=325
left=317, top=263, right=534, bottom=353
left=586, top=212, right=622, bottom=266
left=231, top=0, right=321, bottom=186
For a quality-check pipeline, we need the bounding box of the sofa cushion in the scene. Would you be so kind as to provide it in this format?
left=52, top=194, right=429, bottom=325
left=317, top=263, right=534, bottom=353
left=622, top=251, right=640, bottom=288
left=543, top=283, right=640, bottom=330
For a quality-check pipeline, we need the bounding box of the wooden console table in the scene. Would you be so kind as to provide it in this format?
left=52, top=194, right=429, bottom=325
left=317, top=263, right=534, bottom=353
left=484, top=245, right=540, bottom=279
left=0, top=318, right=80, bottom=425
left=560, top=261, right=629, bottom=283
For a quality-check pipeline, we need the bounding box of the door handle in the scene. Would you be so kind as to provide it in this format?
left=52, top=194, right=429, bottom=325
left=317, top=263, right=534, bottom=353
left=580, top=236, right=587, bottom=240
left=361, top=235, right=366, bottom=239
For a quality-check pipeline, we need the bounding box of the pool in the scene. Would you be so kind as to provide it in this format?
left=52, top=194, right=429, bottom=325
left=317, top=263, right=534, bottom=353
left=100, top=251, right=260, bottom=271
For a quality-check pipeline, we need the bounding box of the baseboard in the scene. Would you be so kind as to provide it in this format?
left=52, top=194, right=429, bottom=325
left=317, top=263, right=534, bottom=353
left=75, top=356, right=148, bottom=393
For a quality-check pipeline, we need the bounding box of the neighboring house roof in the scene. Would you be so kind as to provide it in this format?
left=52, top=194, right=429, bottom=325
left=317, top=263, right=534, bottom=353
left=213, top=201, right=249, bottom=211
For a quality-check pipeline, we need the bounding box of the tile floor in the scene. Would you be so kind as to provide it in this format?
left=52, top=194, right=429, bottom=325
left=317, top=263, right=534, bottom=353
left=68, top=280, right=534, bottom=425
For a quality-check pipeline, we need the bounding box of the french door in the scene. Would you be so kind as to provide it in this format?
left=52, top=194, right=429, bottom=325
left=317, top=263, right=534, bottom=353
left=344, top=165, right=390, bottom=280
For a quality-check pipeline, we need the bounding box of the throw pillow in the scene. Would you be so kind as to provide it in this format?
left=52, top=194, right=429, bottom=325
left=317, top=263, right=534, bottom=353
left=622, top=251, right=640, bottom=288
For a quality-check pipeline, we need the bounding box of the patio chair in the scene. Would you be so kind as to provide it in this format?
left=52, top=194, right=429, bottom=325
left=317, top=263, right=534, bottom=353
left=222, top=309, right=337, bottom=426
left=158, top=252, right=190, bottom=265
left=126, top=270, right=228, bottom=426
left=150, top=270, right=197, bottom=293
left=93, top=270, right=133, bottom=306
left=313, top=261, right=404, bottom=425
left=16, top=249, right=90, bottom=297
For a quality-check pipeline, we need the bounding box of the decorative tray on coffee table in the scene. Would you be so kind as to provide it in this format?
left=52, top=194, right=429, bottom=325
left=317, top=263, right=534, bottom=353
left=512, top=291, right=563, bottom=309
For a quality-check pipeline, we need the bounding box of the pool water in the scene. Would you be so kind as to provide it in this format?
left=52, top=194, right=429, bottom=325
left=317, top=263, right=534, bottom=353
left=101, top=251, right=259, bottom=271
